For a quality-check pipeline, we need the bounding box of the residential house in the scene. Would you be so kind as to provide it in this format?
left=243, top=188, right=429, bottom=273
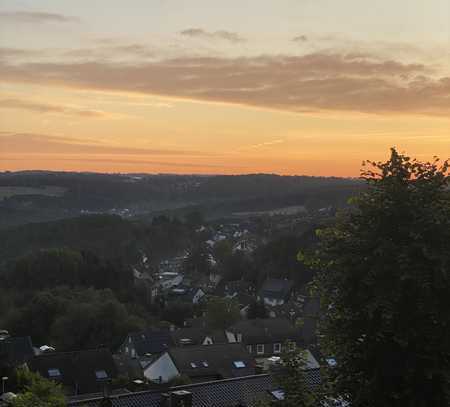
left=144, top=343, right=256, bottom=383
left=168, top=286, right=205, bottom=305
left=226, top=318, right=301, bottom=359
left=232, top=238, right=257, bottom=254
left=171, top=327, right=227, bottom=347
left=157, top=272, right=184, bottom=291
left=27, top=349, right=117, bottom=396
left=257, top=278, right=294, bottom=306
left=118, top=329, right=174, bottom=359
left=0, top=333, right=35, bottom=372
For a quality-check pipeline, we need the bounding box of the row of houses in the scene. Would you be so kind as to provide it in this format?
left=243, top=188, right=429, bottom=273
left=0, top=313, right=322, bottom=403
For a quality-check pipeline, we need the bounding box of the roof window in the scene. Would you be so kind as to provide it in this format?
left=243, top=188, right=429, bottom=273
left=48, top=368, right=61, bottom=377
left=95, top=370, right=108, bottom=380
left=233, top=361, right=246, bottom=368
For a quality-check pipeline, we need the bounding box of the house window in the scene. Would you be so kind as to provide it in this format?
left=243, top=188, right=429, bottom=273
left=273, top=343, right=281, bottom=354
left=236, top=333, right=242, bottom=343
left=131, top=348, right=136, bottom=358
left=48, top=368, right=61, bottom=378
left=256, top=344, right=264, bottom=355
left=95, top=370, right=108, bottom=380
left=247, top=345, right=252, bottom=353
left=190, top=362, right=197, bottom=368
left=125, top=346, right=129, bottom=354
left=202, top=361, right=209, bottom=367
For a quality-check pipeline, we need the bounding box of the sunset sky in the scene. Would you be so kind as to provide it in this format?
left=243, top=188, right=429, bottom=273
left=1, top=0, right=449, bottom=176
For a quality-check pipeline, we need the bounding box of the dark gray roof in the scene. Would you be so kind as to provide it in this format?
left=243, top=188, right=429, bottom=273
left=169, top=343, right=255, bottom=380
left=68, top=374, right=276, bottom=407
left=0, top=336, right=34, bottom=368
left=168, top=286, right=204, bottom=303
left=129, top=329, right=174, bottom=356
left=27, top=348, right=117, bottom=395
left=259, top=279, right=294, bottom=301
left=228, top=318, right=301, bottom=345
left=171, top=327, right=227, bottom=347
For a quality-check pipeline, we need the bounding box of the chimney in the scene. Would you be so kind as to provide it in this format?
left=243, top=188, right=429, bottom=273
left=171, top=390, right=193, bottom=407
left=160, top=392, right=171, bottom=407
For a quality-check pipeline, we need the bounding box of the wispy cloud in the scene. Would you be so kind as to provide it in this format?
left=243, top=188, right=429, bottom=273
left=0, top=98, right=109, bottom=118
left=0, top=132, right=214, bottom=157
left=0, top=50, right=449, bottom=117
left=180, top=28, right=245, bottom=44
left=239, top=139, right=285, bottom=150
left=0, top=11, right=80, bottom=23
left=64, top=44, right=154, bottom=59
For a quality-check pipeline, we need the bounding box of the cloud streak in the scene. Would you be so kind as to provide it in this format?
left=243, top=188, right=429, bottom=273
left=0, top=98, right=109, bottom=118
left=180, top=28, right=245, bottom=43
left=0, top=11, right=79, bottom=23
left=0, top=133, right=213, bottom=157
left=0, top=50, right=449, bottom=116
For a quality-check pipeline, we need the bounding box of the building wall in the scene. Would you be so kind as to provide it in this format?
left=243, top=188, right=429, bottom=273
left=143, top=352, right=179, bottom=383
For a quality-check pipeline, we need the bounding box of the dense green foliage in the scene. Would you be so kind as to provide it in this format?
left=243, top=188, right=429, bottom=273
left=277, top=348, right=318, bottom=407
left=247, top=299, right=268, bottom=319
left=304, top=149, right=450, bottom=406
left=5, top=248, right=132, bottom=294
left=205, top=296, right=241, bottom=330
left=3, top=287, right=146, bottom=350
left=12, top=368, right=65, bottom=407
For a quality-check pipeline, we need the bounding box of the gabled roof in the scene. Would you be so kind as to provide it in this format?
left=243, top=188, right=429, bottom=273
left=129, top=329, right=174, bottom=356
left=0, top=336, right=34, bottom=367
left=259, top=279, right=294, bottom=300
left=228, top=318, right=301, bottom=345
left=169, top=343, right=255, bottom=380
left=171, top=327, right=227, bottom=347
left=68, top=374, right=276, bottom=407
left=27, top=348, right=117, bottom=395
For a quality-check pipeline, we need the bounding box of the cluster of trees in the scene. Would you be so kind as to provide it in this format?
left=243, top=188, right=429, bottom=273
left=4, top=248, right=132, bottom=295
left=297, top=149, right=450, bottom=406
left=10, top=368, right=65, bottom=407
left=2, top=287, right=146, bottom=351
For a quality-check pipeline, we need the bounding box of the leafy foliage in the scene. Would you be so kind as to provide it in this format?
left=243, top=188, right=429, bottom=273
left=12, top=368, right=65, bottom=407
left=3, top=287, right=146, bottom=350
left=247, top=299, right=268, bottom=319
left=205, top=296, right=241, bottom=330
left=276, top=347, right=319, bottom=407
left=304, top=149, right=450, bottom=406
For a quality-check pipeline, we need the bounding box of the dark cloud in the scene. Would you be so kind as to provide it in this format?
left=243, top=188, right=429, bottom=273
left=0, top=98, right=108, bottom=118
left=0, top=11, right=80, bottom=23
left=0, top=51, right=448, bottom=116
left=293, top=35, right=308, bottom=42
left=180, top=28, right=245, bottom=43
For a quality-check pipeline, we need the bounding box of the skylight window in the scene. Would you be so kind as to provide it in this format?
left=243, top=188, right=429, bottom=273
left=270, top=389, right=285, bottom=401
left=95, top=370, right=108, bottom=379
left=233, top=360, right=246, bottom=368
left=190, top=362, right=197, bottom=368
left=202, top=361, right=209, bottom=367
left=48, top=368, right=61, bottom=377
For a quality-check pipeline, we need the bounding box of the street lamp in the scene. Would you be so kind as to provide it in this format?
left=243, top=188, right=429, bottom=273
left=1, top=377, right=8, bottom=394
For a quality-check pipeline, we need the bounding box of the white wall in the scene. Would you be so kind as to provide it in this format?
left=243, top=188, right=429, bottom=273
left=143, top=352, right=179, bottom=383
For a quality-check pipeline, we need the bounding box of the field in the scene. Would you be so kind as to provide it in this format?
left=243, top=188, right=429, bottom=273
left=0, top=186, right=66, bottom=200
